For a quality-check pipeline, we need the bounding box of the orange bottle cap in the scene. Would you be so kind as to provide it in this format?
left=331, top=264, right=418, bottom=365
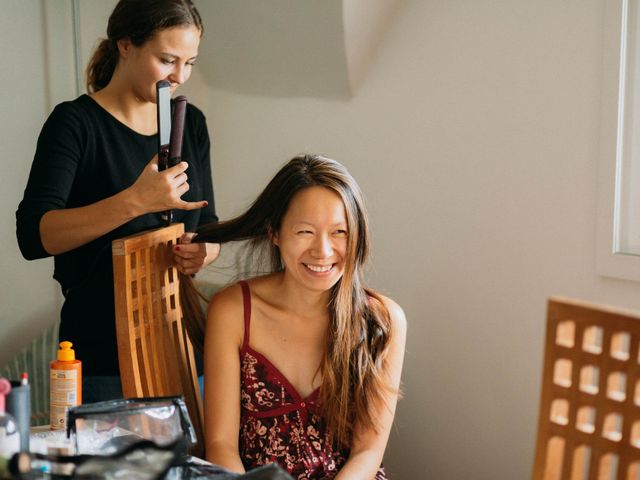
left=57, top=341, right=76, bottom=362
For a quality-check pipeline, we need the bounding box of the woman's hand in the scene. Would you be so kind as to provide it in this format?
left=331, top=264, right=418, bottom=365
left=38, top=157, right=213, bottom=257
left=128, top=155, right=209, bottom=215
left=39, top=155, right=208, bottom=256
left=173, top=232, right=221, bottom=275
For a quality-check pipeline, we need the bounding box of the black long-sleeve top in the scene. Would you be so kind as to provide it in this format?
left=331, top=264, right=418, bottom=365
left=16, top=95, right=217, bottom=375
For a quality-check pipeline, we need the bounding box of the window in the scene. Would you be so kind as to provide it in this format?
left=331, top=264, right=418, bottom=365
left=597, top=0, right=640, bottom=281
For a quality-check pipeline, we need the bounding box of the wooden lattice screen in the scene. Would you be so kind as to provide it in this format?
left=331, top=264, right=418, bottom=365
left=112, top=223, right=204, bottom=456
left=532, top=297, right=640, bottom=480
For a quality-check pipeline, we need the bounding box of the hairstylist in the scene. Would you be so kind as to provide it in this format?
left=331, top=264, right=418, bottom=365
left=16, top=0, right=220, bottom=403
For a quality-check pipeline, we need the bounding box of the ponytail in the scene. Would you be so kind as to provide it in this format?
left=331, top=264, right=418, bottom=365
left=86, top=39, right=118, bottom=93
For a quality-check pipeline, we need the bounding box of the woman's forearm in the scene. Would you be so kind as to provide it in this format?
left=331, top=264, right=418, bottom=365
left=39, top=187, right=142, bottom=255
left=205, top=443, right=246, bottom=473
left=39, top=158, right=208, bottom=256
left=334, top=450, right=382, bottom=480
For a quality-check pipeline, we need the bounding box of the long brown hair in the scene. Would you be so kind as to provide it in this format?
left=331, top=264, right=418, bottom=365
left=181, top=154, right=394, bottom=446
left=85, top=0, right=203, bottom=93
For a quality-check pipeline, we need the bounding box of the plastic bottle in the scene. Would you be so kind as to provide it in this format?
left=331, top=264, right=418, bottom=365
left=50, top=341, right=82, bottom=430
left=0, top=378, right=20, bottom=460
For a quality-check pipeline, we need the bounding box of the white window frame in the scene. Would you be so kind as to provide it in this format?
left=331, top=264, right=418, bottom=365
left=596, top=0, right=640, bottom=282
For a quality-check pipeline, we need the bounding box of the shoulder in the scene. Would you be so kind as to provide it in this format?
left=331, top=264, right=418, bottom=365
left=244, top=274, right=279, bottom=298
left=208, top=282, right=245, bottom=319
left=184, top=102, right=211, bottom=144
left=49, top=95, right=97, bottom=121
left=210, top=275, right=281, bottom=316
left=44, top=95, right=108, bottom=135
left=37, top=96, right=96, bottom=148
left=43, top=96, right=86, bottom=126
left=185, top=102, right=207, bottom=127
left=210, top=282, right=242, bottom=308
left=186, top=102, right=205, bottom=118
left=374, top=295, right=407, bottom=379
left=207, top=282, right=247, bottom=346
left=208, top=275, right=279, bottom=312
left=372, top=293, right=407, bottom=340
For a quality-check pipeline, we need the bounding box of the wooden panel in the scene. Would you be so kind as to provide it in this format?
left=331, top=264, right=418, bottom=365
left=532, top=297, right=640, bottom=480
left=112, top=224, right=204, bottom=457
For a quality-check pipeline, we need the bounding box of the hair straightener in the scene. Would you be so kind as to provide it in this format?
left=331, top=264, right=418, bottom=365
left=156, top=80, right=188, bottom=226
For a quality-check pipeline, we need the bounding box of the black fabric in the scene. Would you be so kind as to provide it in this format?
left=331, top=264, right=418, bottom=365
left=16, top=95, right=217, bottom=375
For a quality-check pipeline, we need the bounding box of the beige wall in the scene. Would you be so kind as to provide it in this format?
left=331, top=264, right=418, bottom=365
left=191, top=1, right=640, bottom=478
left=3, top=0, right=640, bottom=478
left=0, top=0, right=110, bottom=366
left=1, top=2, right=62, bottom=365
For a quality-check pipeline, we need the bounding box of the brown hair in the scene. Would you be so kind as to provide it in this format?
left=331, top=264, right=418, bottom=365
left=85, top=0, right=203, bottom=93
left=181, top=154, right=394, bottom=446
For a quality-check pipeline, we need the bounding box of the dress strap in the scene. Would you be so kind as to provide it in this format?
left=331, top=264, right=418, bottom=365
left=239, top=280, right=251, bottom=349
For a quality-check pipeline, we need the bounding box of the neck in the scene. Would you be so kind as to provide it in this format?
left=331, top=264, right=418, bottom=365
left=91, top=72, right=156, bottom=135
left=274, top=272, right=333, bottom=319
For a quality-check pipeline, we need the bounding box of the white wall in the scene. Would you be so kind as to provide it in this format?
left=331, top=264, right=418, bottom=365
left=3, top=0, right=640, bottom=478
left=0, top=0, right=118, bottom=369
left=0, top=2, right=62, bottom=366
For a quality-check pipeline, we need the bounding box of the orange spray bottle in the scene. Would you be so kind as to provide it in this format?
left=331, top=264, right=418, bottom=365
left=50, top=341, right=82, bottom=430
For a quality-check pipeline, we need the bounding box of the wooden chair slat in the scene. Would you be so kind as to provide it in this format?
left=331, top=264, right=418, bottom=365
left=532, top=297, right=640, bottom=480
left=112, top=224, right=204, bottom=457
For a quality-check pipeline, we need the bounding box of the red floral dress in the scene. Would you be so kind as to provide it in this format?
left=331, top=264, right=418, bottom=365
left=238, top=281, right=387, bottom=480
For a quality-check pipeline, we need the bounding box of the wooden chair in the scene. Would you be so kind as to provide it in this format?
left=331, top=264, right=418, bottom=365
left=532, top=297, right=640, bottom=480
left=112, top=224, right=204, bottom=457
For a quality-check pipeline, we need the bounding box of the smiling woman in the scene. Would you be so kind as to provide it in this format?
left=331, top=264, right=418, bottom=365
left=15, top=0, right=220, bottom=403
left=179, top=154, right=407, bottom=479
left=90, top=24, right=200, bottom=115
left=273, top=186, right=349, bottom=293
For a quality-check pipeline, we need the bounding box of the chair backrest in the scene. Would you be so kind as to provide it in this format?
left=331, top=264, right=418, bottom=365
left=532, top=297, right=640, bottom=480
left=112, top=224, right=204, bottom=456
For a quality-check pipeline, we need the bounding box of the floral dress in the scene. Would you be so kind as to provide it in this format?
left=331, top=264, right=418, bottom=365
left=237, top=281, right=387, bottom=480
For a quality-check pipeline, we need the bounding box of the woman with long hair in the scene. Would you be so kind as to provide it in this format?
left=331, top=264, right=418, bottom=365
left=16, top=0, right=220, bottom=402
left=183, top=154, right=406, bottom=479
